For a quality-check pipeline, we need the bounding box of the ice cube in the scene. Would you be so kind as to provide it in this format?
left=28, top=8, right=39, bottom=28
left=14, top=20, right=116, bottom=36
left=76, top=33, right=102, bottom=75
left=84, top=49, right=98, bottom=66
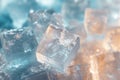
left=20, top=62, right=55, bottom=80
left=84, top=8, right=107, bottom=35
left=36, top=25, right=80, bottom=73
left=0, top=28, right=38, bottom=79
left=1, top=28, right=37, bottom=55
left=29, top=10, right=64, bottom=42
left=21, top=62, right=57, bottom=80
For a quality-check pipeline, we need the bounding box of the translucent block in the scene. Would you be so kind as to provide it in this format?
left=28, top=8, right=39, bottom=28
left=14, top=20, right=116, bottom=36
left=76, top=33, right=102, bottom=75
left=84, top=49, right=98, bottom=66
left=36, top=25, right=80, bottom=73
left=84, top=8, right=107, bottom=35
left=105, top=27, right=120, bottom=52
left=29, top=10, right=64, bottom=42
left=1, top=28, right=37, bottom=55
left=21, top=62, right=57, bottom=80
left=0, top=28, right=38, bottom=79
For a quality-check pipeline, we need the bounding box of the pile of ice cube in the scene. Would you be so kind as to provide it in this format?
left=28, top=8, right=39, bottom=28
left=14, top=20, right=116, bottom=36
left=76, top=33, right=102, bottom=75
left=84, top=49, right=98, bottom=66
left=0, top=0, right=120, bottom=80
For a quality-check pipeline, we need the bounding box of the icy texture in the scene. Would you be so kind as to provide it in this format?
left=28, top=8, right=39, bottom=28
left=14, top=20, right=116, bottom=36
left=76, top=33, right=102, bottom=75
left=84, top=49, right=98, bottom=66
left=0, top=28, right=38, bottom=80
left=22, top=70, right=57, bottom=80
left=84, top=8, right=107, bottom=35
left=1, top=28, right=37, bottom=54
left=0, top=1, right=120, bottom=80
left=29, top=10, right=64, bottom=42
left=21, top=62, right=56, bottom=80
left=36, top=25, right=80, bottom=72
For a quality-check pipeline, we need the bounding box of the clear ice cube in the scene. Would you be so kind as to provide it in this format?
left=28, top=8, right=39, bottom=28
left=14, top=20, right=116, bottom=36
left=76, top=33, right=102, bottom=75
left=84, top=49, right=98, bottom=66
left=0, top=28, right=38, bottom=79
left=1, top=28, right=37, bottom=55
left=29, top=10, right=64, bottom=42
left=36, top=25, right=80, bottom=72
left=84, top=8, right=107, bottom=35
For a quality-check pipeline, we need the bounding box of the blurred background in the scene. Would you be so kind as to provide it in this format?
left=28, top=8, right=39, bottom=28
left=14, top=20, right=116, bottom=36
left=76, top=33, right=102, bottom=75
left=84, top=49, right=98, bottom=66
left=0, top=0, right=120, bottom=28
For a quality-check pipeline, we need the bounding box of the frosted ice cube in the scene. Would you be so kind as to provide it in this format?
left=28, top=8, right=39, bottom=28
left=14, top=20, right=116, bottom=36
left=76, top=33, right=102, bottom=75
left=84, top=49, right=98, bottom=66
left=1, top=28, right=37, bottom=55
left=29, top=10, right=64, bottom=42
left=84, top=8, right=107, bottom=35
left=0, top=28, right=38, bottom=79
left=36, top=25, right=80, bottom=72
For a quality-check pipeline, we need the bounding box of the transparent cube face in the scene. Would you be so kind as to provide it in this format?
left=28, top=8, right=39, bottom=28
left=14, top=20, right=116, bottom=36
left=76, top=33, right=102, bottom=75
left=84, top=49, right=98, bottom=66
left=36, top=25, right=80, bottom=72
left=0, top=28, right=37, bottom=61
left=105, top=27, right=120, bottom=52
left=85, top=8, right=107, bottom=35
left=31, top=10, right=64, bottom=43
left=1, top=28, right=37, bottom=54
